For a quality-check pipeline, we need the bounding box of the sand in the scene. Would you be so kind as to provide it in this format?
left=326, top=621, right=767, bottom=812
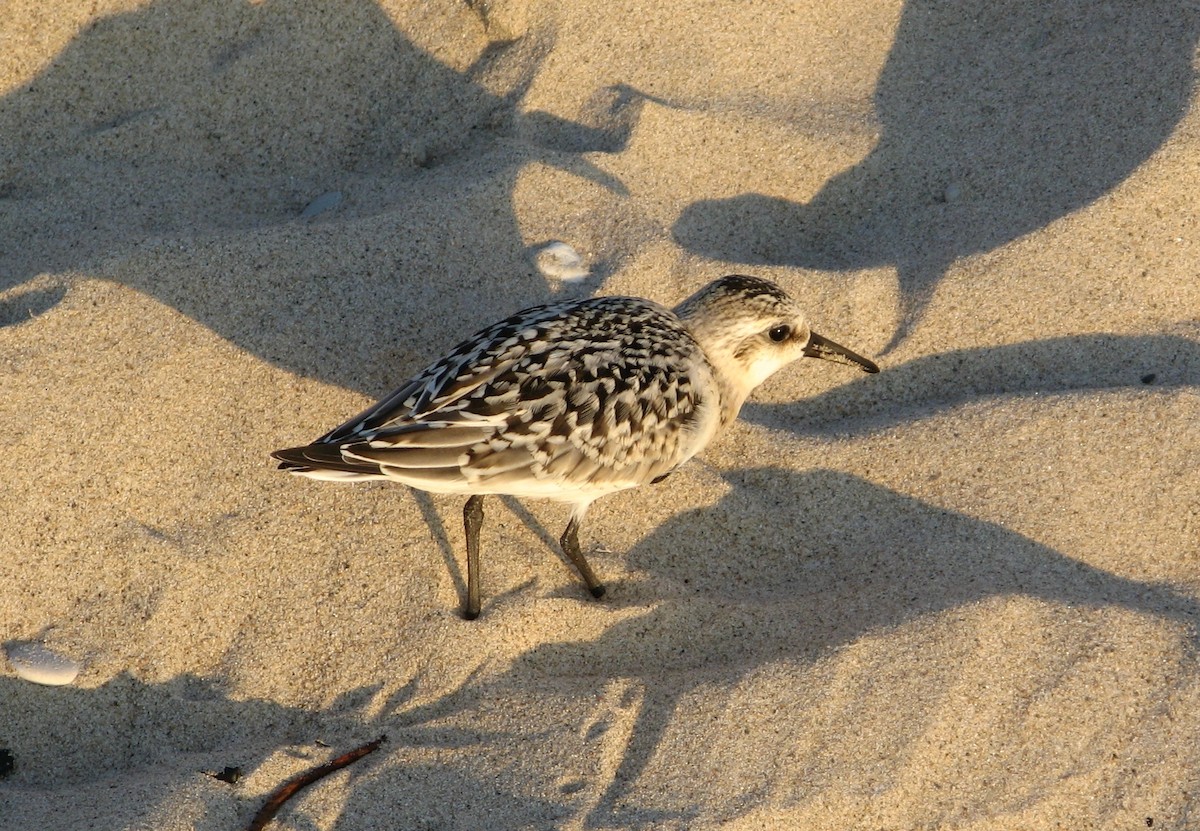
left=1, top=1, right=1198, bottom=828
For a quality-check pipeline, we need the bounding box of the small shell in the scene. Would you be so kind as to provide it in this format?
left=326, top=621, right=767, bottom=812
left=535, top=242, right=590, bottom=282
left=300, top=191, right=343, bottom=219
left=6, top=641, right=80, bottom=686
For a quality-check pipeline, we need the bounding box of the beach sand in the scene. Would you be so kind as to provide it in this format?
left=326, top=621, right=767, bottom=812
left=1, top=1, right=1198, bottom=828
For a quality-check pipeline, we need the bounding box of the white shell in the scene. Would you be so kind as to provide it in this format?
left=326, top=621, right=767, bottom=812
left=6, top=642, right=80, bottom=686
left=300, top=191, right=343, bottom=219
left=534, top=242, right=589, bottom=282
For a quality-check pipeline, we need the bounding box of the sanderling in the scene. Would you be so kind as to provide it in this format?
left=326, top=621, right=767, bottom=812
left=272, top=274, right=879, bottom=619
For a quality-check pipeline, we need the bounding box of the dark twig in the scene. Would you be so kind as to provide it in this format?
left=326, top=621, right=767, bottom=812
left=246, top=735, right=386, bottom=831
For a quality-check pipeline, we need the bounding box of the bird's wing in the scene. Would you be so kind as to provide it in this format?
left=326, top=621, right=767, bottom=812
left=340, top=298, right=717, bottom=492
left=316, top=300, right=584, bottom=445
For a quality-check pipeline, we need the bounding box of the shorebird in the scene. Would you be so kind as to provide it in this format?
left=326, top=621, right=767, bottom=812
left=272, top=274, right=879, bottom=619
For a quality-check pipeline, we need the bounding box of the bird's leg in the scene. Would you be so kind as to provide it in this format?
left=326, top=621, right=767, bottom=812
left=462, top=495, right=485, bottom=620
left=560, top=512, right=606, bottom=599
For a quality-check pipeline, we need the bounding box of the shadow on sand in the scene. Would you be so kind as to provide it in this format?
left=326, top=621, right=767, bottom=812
left=0, top=0, right=638, bottom=394
left=747, top=332, right=1200, bottom=435
left=0, top=669, right=572, bottom=830
left=672, top=0, right=1200, bottom=352
left=502, top=468, right=1200, bottom=826
left=2, top=467, right=1195, bottom=828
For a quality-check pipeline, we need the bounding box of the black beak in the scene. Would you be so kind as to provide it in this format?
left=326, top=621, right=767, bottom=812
left=803, top=331, right=880, bottom=373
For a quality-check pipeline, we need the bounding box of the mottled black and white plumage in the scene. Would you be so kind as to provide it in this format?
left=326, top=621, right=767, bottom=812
left=273, top=274, right=879, bottom=619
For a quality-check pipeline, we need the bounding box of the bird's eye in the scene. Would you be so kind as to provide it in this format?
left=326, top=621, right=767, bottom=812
left=768, top=324, right=791, bottom=343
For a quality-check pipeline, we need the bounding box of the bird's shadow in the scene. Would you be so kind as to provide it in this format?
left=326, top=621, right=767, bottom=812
left=501, top=468, right=1199, bottom=827
left=0, top=0, right=640, bottom=395
left=671, top=0, right=1200, bottom=352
